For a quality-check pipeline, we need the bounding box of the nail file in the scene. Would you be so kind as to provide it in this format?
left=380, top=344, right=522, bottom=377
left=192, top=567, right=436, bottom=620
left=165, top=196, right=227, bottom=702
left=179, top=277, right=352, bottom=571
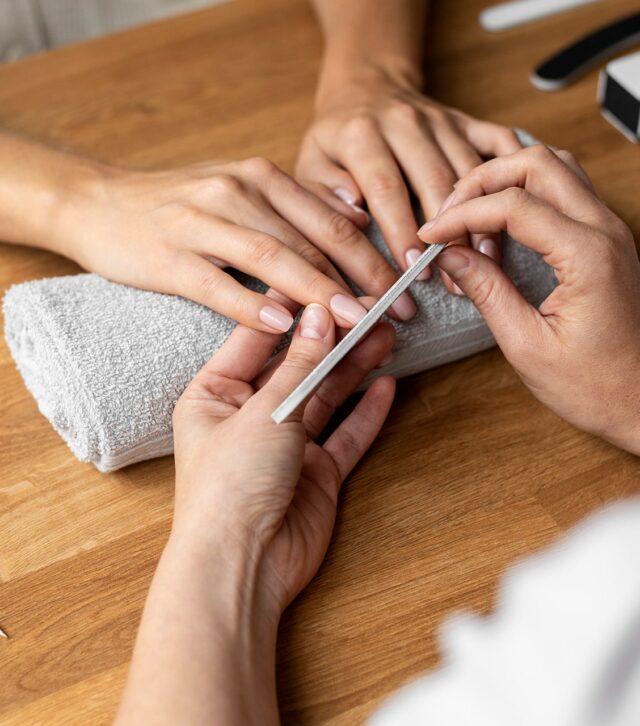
left=272, top=244, right=447, bottom=424
left=480, top=0, right=600, bottom=33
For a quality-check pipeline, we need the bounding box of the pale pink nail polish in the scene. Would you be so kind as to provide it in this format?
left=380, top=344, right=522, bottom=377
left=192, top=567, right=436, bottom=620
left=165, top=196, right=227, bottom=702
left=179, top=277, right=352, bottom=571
left=405, top=248, right=431, bottom=281
left=453, top=284, right=465, bottom=296
left=479, top=237, right=500, bottom=262
left=391, top=292, right=417, bottom=321
left=300, top=304, right=330, bottom=339
left=333, top=187, right=357, bottom=205
left=259, top=305, right=293, bottom=332
left=330, top=294, right=368, bottom=326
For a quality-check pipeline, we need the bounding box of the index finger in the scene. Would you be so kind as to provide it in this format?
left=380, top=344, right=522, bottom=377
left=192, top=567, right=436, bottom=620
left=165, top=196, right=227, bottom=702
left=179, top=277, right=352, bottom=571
left=449, top=146, right=608, bottom=228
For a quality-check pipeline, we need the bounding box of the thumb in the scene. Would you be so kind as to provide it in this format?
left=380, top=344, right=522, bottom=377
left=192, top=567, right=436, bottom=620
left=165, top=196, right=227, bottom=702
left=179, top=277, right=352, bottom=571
left=437, top=246, right=542, bottom=359
left=260, top=304, right=335, bottom=422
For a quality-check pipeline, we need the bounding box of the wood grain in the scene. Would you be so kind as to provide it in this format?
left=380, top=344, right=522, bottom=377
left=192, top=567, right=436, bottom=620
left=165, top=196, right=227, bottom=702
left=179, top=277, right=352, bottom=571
left=0, top=0, right=639, bottom=723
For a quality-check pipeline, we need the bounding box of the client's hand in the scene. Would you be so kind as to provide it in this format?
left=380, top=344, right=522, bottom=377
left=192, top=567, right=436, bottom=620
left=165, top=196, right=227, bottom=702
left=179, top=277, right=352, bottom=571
left=419, top=145, right=640, bottom=453
left=296, top=64, right=522, bottom=292
left=54, top=156, right=417, bottom=330
left=172, top=299, right=396, bottom=611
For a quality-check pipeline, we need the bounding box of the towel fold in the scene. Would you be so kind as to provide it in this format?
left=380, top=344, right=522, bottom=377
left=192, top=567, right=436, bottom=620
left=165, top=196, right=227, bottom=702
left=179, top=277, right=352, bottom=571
left=3, top=133, right=556, bottom=472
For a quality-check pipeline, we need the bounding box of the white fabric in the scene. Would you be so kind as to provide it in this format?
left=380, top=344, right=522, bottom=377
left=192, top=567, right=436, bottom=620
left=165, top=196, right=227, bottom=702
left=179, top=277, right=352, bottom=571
left=371, top=499, right=640, bottom=726
left=0, top=0, right=222, bottom=61
left=2, top=132, right=556, bottom=471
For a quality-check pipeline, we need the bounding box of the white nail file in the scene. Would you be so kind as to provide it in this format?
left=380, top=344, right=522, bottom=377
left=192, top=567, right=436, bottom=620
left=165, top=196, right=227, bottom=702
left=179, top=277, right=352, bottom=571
left=272, top=243, right=447, bottom=424
left=480, top=0, right=600, bottom=32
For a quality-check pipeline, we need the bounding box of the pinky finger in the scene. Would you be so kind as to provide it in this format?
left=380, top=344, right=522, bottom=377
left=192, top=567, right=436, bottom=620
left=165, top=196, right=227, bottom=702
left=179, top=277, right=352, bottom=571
left=323, top=376, right=396, bottom=483
left=176, top=253, right=296, bottom=333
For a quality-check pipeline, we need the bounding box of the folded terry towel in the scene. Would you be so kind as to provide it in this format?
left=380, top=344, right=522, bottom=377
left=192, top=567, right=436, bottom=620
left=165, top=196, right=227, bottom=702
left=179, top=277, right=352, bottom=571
left=3, top=135, right=556, bottom=472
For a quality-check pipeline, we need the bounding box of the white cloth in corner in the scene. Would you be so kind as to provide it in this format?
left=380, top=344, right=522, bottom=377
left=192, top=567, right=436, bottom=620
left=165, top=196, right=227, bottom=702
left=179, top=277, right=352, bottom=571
left=370, top=499, right=640, bottom=726
left=3, top=132, right=555, bottom=471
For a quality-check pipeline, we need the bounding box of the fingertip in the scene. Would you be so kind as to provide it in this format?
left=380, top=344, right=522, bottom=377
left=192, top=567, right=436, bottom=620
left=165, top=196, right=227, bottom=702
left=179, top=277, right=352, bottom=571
left=299, top=303, right=332, bottom=340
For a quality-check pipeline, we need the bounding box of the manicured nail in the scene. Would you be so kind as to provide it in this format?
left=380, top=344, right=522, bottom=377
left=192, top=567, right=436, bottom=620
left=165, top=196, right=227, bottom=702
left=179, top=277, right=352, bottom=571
left=259, top=305, right=294, bottom=333
left=478, top=237, right=500, bottom=262
left=391, top=291, right=417, bottom=321
left=377, top=352, right=393, bottom=368
left=438, top=249, right=470, bottom=281
left=453, top=284, right=465, bottom=296
left=333, top=187, right=370, bottom=223
left=333, top=187, right=357, bottom=205
left=405, top=248, right=431, bottom=280
left=300, top=304, right=330, bottom=339
left=330, top=294, right=368, bottom=326
left=437, top=191, right=458, bottom=216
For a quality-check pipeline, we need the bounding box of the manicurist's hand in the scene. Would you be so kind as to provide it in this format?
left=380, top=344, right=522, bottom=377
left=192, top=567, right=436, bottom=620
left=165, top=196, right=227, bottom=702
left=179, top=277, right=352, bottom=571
left=297, top=1, right=521, bottom=293
left=117, top=299, right=396, bottom=725
left=419, top=145, right=640, bottom=454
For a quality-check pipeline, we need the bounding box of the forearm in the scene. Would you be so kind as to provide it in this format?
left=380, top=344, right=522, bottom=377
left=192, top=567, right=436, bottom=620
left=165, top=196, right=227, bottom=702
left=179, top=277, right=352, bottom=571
left=0, top=131, right=106, bottom=256
left=311, top=0, right=429, bottom=93
left=116, top=533, right=280, bottom=726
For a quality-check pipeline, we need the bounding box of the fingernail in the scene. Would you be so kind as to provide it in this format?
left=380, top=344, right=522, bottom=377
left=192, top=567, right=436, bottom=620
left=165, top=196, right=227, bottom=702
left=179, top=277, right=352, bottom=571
left=405, top=248, right=431, bottom=280
left=391, top=291, right=417, bottom=321
left=300, top=303, right=330, bottom=339
left=438, top=249, right=470, bottom=282
left=333, top=187, right=357, bottom=205
left=333, top=187, right=370, bottom=223
left=418, top=219, right=437, bottom=237
left=478, top=237, right=500, bottom=262
left=437, top=191, right=458, bottom=216
left=351, top=204, right=370, bottom=223
left=453, top=284, right=465, bottom=296
left=330, top=294, right=368, bottom=326
left=377, top=352, right=393, bottom=368
left=259, top=305, right=294, bottom=333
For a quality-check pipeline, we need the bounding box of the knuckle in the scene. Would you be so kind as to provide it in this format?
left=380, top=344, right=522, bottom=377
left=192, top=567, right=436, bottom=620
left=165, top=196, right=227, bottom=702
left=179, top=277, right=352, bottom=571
left=249, top=234, right=282, bottom=267
left=470, top=273, right=499, bottom=312
left=343, top=114, right=378, bottom=140
left=368, top=171, right=404, bottom=198
left=197, top=271, right=224, bottom=302
left=326, top=211, right=360, bottom=245
left=244, top=156, right=279, bottom=178
left=423, top=165, right=457, bottom=191
left=504, top=186, right=530, bottom=209
left=388, top=101, right=421, bottom=125
left=298, top=244, right=333, bottom=274
left=305, top=270, right=332, bottom=299
left=284, top=348, right=320, bottom=373
left=527, top=143, right=555, bottom=165
left=205, top=173, right=243, bottom=198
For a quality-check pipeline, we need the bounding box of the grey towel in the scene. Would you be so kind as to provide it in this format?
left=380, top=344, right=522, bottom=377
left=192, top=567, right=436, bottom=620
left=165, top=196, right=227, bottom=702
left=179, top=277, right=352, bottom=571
left=3, top=135, right=556, bottom=472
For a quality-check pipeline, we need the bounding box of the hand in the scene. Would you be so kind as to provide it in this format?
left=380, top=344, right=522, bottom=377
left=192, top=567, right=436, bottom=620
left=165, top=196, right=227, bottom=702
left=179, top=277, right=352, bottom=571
left=296, top=63, right=522, bottom=292
left=419, top=145, right=640, bottom=453
left=171, top=298, right=396, bottom=612
left=53, top=156, right=419, bottom=330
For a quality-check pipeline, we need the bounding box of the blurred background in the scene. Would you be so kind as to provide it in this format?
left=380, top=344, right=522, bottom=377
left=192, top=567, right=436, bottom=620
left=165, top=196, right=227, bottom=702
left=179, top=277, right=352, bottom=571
left=0, top=0, right=230, bottom=61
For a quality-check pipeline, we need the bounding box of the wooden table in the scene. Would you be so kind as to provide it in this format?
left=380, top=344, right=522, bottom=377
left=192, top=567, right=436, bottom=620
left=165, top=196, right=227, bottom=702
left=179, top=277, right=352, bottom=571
left=1, top=0, right=638, bottom=722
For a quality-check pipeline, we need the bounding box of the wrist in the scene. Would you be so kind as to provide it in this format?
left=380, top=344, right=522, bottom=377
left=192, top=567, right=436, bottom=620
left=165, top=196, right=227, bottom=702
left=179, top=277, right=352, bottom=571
left=316, top=52, right=423, bottom=109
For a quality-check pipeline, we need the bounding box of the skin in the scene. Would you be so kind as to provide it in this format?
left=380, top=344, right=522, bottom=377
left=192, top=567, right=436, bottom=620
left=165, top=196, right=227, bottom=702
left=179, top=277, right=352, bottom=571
left=117, top=149, right=640, bottom=724
left=298, top=0, right=523, bottom=293
left=0, top=132, right=421, bottom=332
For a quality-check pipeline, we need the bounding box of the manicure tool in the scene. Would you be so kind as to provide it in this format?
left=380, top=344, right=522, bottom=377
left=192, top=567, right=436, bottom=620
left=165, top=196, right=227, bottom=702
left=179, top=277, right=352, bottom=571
left=480, top=0, right=600, bottom=33
left=532, top=11, right=640, bottom=91
left=272, top=244, right=446, bottom=424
